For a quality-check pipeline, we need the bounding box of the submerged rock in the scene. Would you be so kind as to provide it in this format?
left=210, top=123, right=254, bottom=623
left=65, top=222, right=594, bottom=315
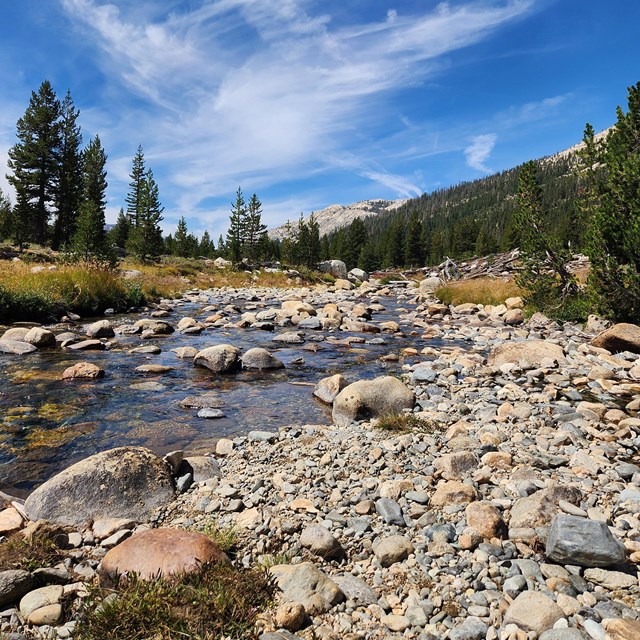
left=241, top=347, right=285, bottom=370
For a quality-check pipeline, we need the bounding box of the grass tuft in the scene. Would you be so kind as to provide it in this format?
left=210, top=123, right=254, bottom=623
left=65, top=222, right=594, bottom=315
left=0, top=527, right=67, bottom=572
left=435, top=277, right=525, bottom=307
left=192, top=521, right=238, bottom=554
left=75, top=563, right=274, bottom=640
left=375, top=413, right=442, bottom=434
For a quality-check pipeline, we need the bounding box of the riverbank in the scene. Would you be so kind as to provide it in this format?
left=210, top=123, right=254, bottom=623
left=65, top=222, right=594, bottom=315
left=1, top=279, right=640, bottom=639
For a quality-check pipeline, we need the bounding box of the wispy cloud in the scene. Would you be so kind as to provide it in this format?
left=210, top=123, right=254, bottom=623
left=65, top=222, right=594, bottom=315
left=465, top=133, right=497, bottom=173
left=54, top=0, right=535, bottom=233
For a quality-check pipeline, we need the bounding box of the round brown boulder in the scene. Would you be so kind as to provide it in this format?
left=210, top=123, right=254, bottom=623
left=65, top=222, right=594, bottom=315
left=24, top=447, right=175, bottom=526
left=100, top=528, right=229, bottom=583
left=62, top=362, right=105, bottom=379
left=487, top=340, right=565, bottom=367
left=591, top=322, right=640, bottom=354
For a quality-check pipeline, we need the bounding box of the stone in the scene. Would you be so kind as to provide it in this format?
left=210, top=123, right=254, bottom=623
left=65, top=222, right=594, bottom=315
left=0, top=570, right=34, bottom=607
left=197, top=408, right=225, bottom=419
left=179, top=394, right=223, bottom=409
left=381, top=614, right=411, bottom=632
left=24, top=327, right=56, bottom=348
left=419, top=276, right=444, bottom=294
left=504, top=308, right=524, bottom=325
left=487, top=340, right=566, bottom=367
left=465, top=502, right=505, bottom=539
left=216, top=438, right=234, bottom=455
left=375, top=497, right=405, bottom=526
left=19, top=585, right=63, bottom=618
left=24, top=446, right=175, bottom=526
left=318, top=259, right=347, bottom=279
left=334, top=278, right=354, bottom=290
left=0, top=339, right=38, bottom=355
left=449, top=617, right=489, bottom=640
left=0, top=507, right=24, bottom=534
left=184, top=456, right=220, bottom=482
left=133, top=319, right=174, bottom=334
left=431, top=481, right=477, bottom=507
left=100, top=528, right=229, bottom=583
left=65, top=339, right=105, bottom=351
left=332, top=376, right=414, bottom=426
left=503, top=591, right=565, bottom=634
left=281, top=300, right=317, bottom=316
left=173, top=346, right=198, bottom=358
left=546, top=514, right=626, bottom=567
left=539, top=630, right=588, bottom=640
left=135, top=364, right=173, bottom=373
left=27, top=603, right=63, bottom=625
left=602, top=618, right=640, bottom=640
left=2, top=327, right=29, bottom=341
left=274, top=602, right=306, bottom=632
left=299, top=524, right=344, bottom=560
left=509, top=485, right=581, bottom=529
left=62, top=362, right=105, bottom=379
left=86, top=320, right=115, bottom=339
left=333, top=575, right=378, bottom=606
left=505, top=296, right=525, bottom=310
left=348, top=268, right=369, bottom=282
left=374, top=535, right=414, bottom=567
left=313, top=374, right=349, bottom=404
left=269, top=562, right=344, bottom=615
left=193, top=344, right=241, bottom=373
left=437, top=451, right=478, bottom=480
left=272, top=332, right=305, bottom=344
left=241, top=347, right=285, bottom=370
left=591, top=323, right=640, bottom=354
left=583, top=568, right=636, bottom=589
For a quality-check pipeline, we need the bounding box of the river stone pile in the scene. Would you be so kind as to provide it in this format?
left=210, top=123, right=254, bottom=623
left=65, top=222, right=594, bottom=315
left=2, top=280, right=640, bottom=639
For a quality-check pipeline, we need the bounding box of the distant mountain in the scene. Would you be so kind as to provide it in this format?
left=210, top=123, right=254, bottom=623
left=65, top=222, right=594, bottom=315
left=268, top=198, right=408, bottom=240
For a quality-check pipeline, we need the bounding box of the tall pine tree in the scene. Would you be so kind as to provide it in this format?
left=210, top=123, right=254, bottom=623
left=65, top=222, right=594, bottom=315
left=7, top=80, right=62, bottom=246
left=245, top=193, right=267, bottom=261
left=126, top=169, right=164, bottom=261
left=174, top=216, right=190, bottom=257
left=125, top=145, right=145, bottom=226
left=226, top=187, right=246, bottom=263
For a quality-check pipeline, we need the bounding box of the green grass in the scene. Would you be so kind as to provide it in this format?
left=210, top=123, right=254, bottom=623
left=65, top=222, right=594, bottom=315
left=0, top=527, right=67, bottom=572
left=192, top=521, right=238, bottom=554
left=75, top=563, right=274, bottom=640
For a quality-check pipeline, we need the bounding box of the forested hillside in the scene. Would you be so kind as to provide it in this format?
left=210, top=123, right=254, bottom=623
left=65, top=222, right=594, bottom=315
left=324, top=154, right=582, bottom=271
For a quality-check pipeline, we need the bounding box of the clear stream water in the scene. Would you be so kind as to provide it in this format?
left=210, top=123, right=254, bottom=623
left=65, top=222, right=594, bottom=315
left=0, top=290, right=454, bottom=497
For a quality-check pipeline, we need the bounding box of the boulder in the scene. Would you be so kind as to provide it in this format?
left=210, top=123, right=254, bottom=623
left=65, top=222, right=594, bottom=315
left=281, top=300, right=316, bottom=317
left=313, top=374, right=349, bottom=404
left=1, top=327, right=29, bottom=341
left=546, top=514, right=626, bottom=567
left=86, top=320, right=115, bottom=339
left=318, top=260, right=347, bottom=279
left=503, top=591, right=564, bottom=634
left=241, top=347, right=285, bottom=370
left=184, top=456, right=221, bottom=482
left=300, top=524, right=344, bottom=560
left=591, top=323, right=640, bottom=354
left=24, top=327, right=56, bottom=348
left=100, top=528, right=229, bottom=583
left=504, top=309, right=524, bottom=325
left=272, top=332, right=305, bottom=344
left=374, top=535, right=414, bottom=567
left=133, top=319, right=174, bottom=334
left=334, top=278, right=354, bottom=290
left=419, top=277, right=444, bottom=295
left=465, top=502, right=505, bottom=539
left=348, top=268, right=369, bottom=282
left=24, top=446, right=175, bottom=526
left=269, top=562, right=344, bottom=615
left=194, top=344, right=241, bottom=373
left=487, top=340, right=566, bottom=367
left=603, top=619, right=640, bottom=640
left=0, top=570, right=34, bottom=607
left=0, top=339, right=38, bottom=355
left=332, top=376, right=414, bottom=426
left=62, top=362, right=105, bottom=379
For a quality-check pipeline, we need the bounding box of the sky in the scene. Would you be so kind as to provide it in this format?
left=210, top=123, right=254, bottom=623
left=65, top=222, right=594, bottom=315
left=1, top=1, right=639, bottom=239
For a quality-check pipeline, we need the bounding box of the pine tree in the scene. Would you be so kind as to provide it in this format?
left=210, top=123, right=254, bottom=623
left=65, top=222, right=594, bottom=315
left=0, top=188, right=12, bottom=241
left=53, top=90, right=83, bottom=248
left=71, top=134, right=108, bottom=257
left=226, top=187, right=246, bottom=263
left=126, top=169, right=164, bottom=261
left=306, top=213, right=321, bottom=268
left=385, top=220, right=405, bottom=268
left=404, top=211, right=424, bottom=267
left=174, top=216, right=190, bottom=257
left=358, top=240, right=380, bottom=272
left=200, top=230, right=214, bottom=257
left=125, top=145, right=145, bottom=226
left=341, top=218, right=367, bottom=269
left=245, top=193, right=267, bottom=261
left=109, top=208, right=131, bottom=249
left=7, top=80, right=62, bottom=246
left=580, top=82, right=640, bottom=320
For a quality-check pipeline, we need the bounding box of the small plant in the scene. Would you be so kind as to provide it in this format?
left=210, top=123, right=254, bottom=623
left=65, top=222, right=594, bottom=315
left=192, top=521, right=238, bottom=553
left=375, top=413, right=441, bottom=434
left=75, top=563, right=274, bottom=640
left=0, top=527, right=67, bottom=571
left=257, top=550, right=295, bottom=569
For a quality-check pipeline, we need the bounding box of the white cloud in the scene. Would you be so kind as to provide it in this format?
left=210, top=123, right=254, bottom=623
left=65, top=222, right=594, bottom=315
left=464, top=133, right=497, bottom=173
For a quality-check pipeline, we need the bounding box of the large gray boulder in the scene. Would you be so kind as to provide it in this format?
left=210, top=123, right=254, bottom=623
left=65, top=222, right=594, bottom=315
left=24, top=327, right=56, bottom=348
left=241, top=347, right=285, bottom=370
left=0, top=570, right=34, bottom=607
left=419, top=276, right=444, bottom=295
left=194, top=344, right=241, bottom=373
left=24, top=446, right=175, bottom=526
left=546, top=514, right=626, bottom=567
left=0, top=339, right=38, bottom=355
left=86, top=319, right=115, bottom=339
left=318, top=260, right=347, bottom=280
left=332, top=376, right=415, bottom=426
left=487, top=340, right=566, bottom=367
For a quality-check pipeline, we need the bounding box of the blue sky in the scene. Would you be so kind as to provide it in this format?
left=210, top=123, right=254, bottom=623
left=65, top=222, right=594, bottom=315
left=1, top=1, right=639, bottom=238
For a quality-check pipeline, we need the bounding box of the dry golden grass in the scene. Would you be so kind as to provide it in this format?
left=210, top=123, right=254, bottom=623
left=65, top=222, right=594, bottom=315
left=435, top=277, right=527, bottom=307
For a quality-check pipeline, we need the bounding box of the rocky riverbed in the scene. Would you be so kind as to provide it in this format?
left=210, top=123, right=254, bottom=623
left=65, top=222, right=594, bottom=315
left=2, top=275, right=640, bottom=639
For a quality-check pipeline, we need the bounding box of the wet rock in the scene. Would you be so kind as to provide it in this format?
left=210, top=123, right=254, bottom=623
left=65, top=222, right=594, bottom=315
left=546, top=514, right=627, bottom=567
left=0, top=339, right=38, bottom=355
left=65, top=339, right=106, bottom=351
left=24, top=327, right=56, bottom=348
left=86, top=320, right=115, bottom=339
left=172, top=346, right=198, bottom=358
left=61, top=361, right=105, bottom=380
left=332, top=376, right=414, bottom=426
left=591, top=322, right=640, bottom=354
left=133, top=319, right=174, bottom=334
left=272, top=332, right=305, bottom=344
left=503, top=591, right=565, bottom=634
left=100, top=528, right=229, bottom=583
left=241, top=347, right=285, bottom=370
left=269, top=562, right=344, bottom=615
left=194, top=344, right=241, bottom=373
left=487, top=339, right=566, bottom=367
left=197, top=408, right=225, bottom=419
left=299, top=524, right=344, bottom=560
left=313, top=374, right=349, bottom=404
left=179, top=394, right=223, bottom=409
left=135, top=364, right=173, bottom=374
left=24, top=446, right=175, bottom=526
